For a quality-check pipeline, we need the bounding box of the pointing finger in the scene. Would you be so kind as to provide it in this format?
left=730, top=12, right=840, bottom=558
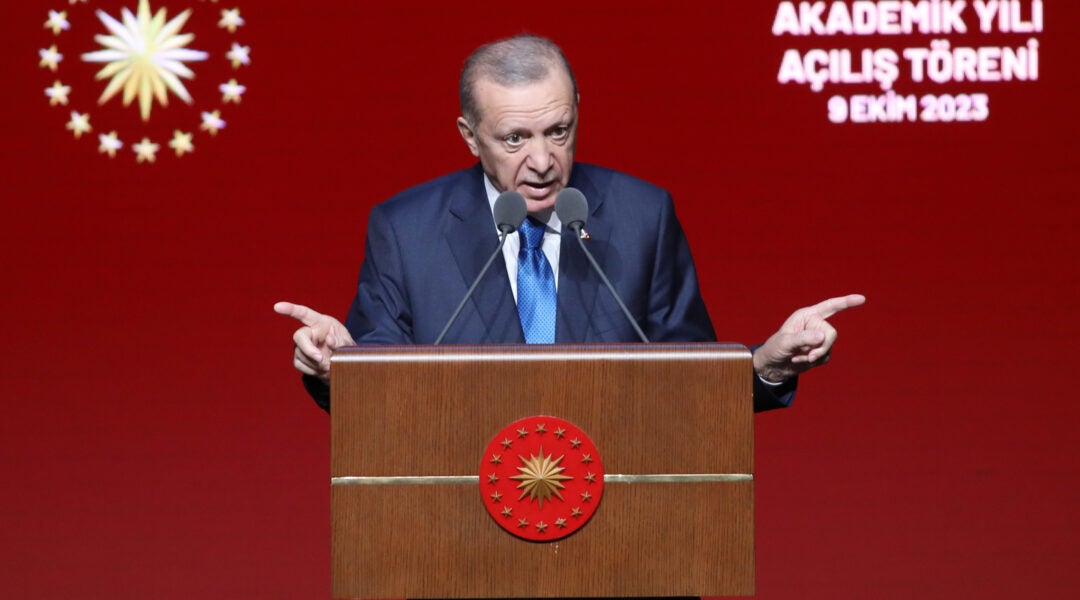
left=274, top=301, right=325, bottom=327
left=807, top=294, right=866, bottom=319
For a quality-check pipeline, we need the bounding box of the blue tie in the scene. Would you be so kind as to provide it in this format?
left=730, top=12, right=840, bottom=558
left=517, top=217, right=557, bottom=343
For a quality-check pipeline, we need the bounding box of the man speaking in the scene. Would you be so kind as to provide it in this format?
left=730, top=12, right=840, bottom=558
left=275, top=34, right=864, bottom=411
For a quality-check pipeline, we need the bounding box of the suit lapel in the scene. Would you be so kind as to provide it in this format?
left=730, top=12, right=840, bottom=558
left=445, top=167, right=525, bottom=343
left=556, top=166, right=609, bottom=343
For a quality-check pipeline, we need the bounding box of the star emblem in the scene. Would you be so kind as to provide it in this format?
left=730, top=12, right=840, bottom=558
left=39, top=45, right=63, bottom=72
left=66, top=111, right=91, bottom=138
left=38, top=0, right=252, bottom=162
left=97, top=131, right=123, bottom=158
left=581, top=453, right=593, bottom=464
left=509, top=447, right=573, bottom=508
left=46, top=81, right=72, bottom=106
left=133, top=137, right=160, bottom=163
left=479, top=416, right=604, bottom=543
left=226, top=43, right=251, bottom=69
left=45, top=11, right=71, bottom=36
left=200, top=110, right=227, bottom=136
left=81, top=0, right=210, bottom=122
left=218, top=8, right=245, bottom=33
left=169, top=130, right=194, bottom=157
left=220, top=78, right=246, bottom=103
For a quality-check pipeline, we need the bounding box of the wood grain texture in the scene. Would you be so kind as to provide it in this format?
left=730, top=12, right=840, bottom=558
left=330, top=344, right=754, bottom=599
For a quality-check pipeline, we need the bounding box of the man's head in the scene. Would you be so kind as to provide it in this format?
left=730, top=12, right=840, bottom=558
left=457, top=35, right=580, bottom=213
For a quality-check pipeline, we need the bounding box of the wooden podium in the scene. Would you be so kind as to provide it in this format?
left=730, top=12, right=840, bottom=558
left=330, top=344, right=755, bottom=599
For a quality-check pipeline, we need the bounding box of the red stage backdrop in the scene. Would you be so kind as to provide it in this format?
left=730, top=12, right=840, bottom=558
left=2, top=1, right=1077, bottom=598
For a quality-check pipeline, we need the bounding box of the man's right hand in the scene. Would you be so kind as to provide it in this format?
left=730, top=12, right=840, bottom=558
left=273, top=302, right=355, bottom=382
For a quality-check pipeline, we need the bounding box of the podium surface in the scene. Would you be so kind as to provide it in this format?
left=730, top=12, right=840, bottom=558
left=330, top=344, right=754, bottom=599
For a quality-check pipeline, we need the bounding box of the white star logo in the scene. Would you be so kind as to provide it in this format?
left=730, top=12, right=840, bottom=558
left=81, top=0, right=210, bottom=122
left=226, top=43, right=251, bottom=69
left=66, top=111, right=92, bottom=138
left=39, top=45, right=63, bottom=72
left=219, top=79, right=246, bottom=103
left=98, top=131, right=124, bottom=158
left=200, top=110, right=226, bottom=136
left=169, top=130, right=195, bottom=157
left=45, top=11, right=71, bottom=36
left=218, top=9, right=245, bottom=33
left=133, top=137, right=161, bottom=163
left=37, top=1, right=252, bottom=164
left=46, top=81, right=72, bottom=106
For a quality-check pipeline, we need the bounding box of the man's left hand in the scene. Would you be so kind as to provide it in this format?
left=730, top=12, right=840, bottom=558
left=753, top=294, right=866, bottom=383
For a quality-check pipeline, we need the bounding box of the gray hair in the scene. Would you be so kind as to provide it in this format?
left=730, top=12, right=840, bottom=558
left=459, top=34, right=578, bottom=126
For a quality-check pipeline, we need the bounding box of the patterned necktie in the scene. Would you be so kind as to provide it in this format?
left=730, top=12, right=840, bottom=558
left=517, top=217, right=557, bottom=343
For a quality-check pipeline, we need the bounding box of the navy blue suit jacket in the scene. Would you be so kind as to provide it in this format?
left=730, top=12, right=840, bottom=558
left=306, top=163, right=795, bottom=410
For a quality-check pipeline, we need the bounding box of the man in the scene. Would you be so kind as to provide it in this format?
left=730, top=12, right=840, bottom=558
left=275, top=34, right=864, bottom=411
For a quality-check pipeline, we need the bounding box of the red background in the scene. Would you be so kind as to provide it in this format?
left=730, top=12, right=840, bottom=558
left=3, top=1, right=1078, bottom=598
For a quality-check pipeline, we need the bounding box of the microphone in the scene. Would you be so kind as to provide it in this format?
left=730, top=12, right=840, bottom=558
left=555, top=188, right=650, bottom=343
left=434, top=190, right=527, bottom=345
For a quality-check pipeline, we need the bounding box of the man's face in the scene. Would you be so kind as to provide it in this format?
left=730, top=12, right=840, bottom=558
left=458, top=69, right=578, bottom=214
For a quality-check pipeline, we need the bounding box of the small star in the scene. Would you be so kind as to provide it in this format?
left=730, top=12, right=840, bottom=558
left=69, top=0, right=88, bottom=4
left=580, top=491, right=592, bottom=502
left=487, top=472, right=499, bottom=484
left=553, top=427, right=566, bottom=439
left=45, top=10, right=70, bottom=36
left=226, top=42, right=251, bottom=69
left=501, top=506, right=513, bottom=518
left=133, top=138, right=160, bottom=163
left=97, top=131, right=123, bottom=158
left=517, top=517, right=529, bottom=528
left=585, top=472, right=597, bottom=483
left=489, top=454, right=502, bottom=464
left=490, top=491, right=502, bottom=503
left=45, top=81, right=71, bottom=106
left=66, top=111, right=91, bottom=138
left=200, top=110, right=226, bottom=136
left=571, top=507, right=583, bottom=518
left=218, top=8, right=245, bottom=33
left=555, top=517, right=568, bottom=528
left=536, top=521, right=548, bottom=533
left=169, top=130, right=194, bottom=157
left=570, top=438, right=582, bottom=449
left=581, top=453, right=593, bottom=464
left=220, top=79, right=246, bottom=103
left=535, top=423, right=547, bottom=434
left=39, top=45, right=63, bottom=72
left=500, top=438, right=513, bottom=449
left=517, top=427, right=528, bottom=439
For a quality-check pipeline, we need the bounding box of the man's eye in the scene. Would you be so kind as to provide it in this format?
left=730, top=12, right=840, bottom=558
left=551, top=127, right=569, bottom=140
left=504, top=134, right=523, bottom=146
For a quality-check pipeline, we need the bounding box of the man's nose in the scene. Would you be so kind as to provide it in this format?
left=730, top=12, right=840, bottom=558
left=525, top=138, right=553, bottom=174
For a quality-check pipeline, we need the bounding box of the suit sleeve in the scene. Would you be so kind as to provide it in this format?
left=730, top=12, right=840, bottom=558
left=303, top=203, right=419, bottom=412
left=649, top=193, right=797, bottom=412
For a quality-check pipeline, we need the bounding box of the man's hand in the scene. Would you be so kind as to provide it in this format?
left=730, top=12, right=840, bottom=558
left=273, top=301, right=355, bottom=382
left=753, top=294, right=866, bottom=383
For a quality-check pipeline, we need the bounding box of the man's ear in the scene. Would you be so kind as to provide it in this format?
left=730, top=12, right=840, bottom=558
left=457, top=117, right=480, bottom=157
